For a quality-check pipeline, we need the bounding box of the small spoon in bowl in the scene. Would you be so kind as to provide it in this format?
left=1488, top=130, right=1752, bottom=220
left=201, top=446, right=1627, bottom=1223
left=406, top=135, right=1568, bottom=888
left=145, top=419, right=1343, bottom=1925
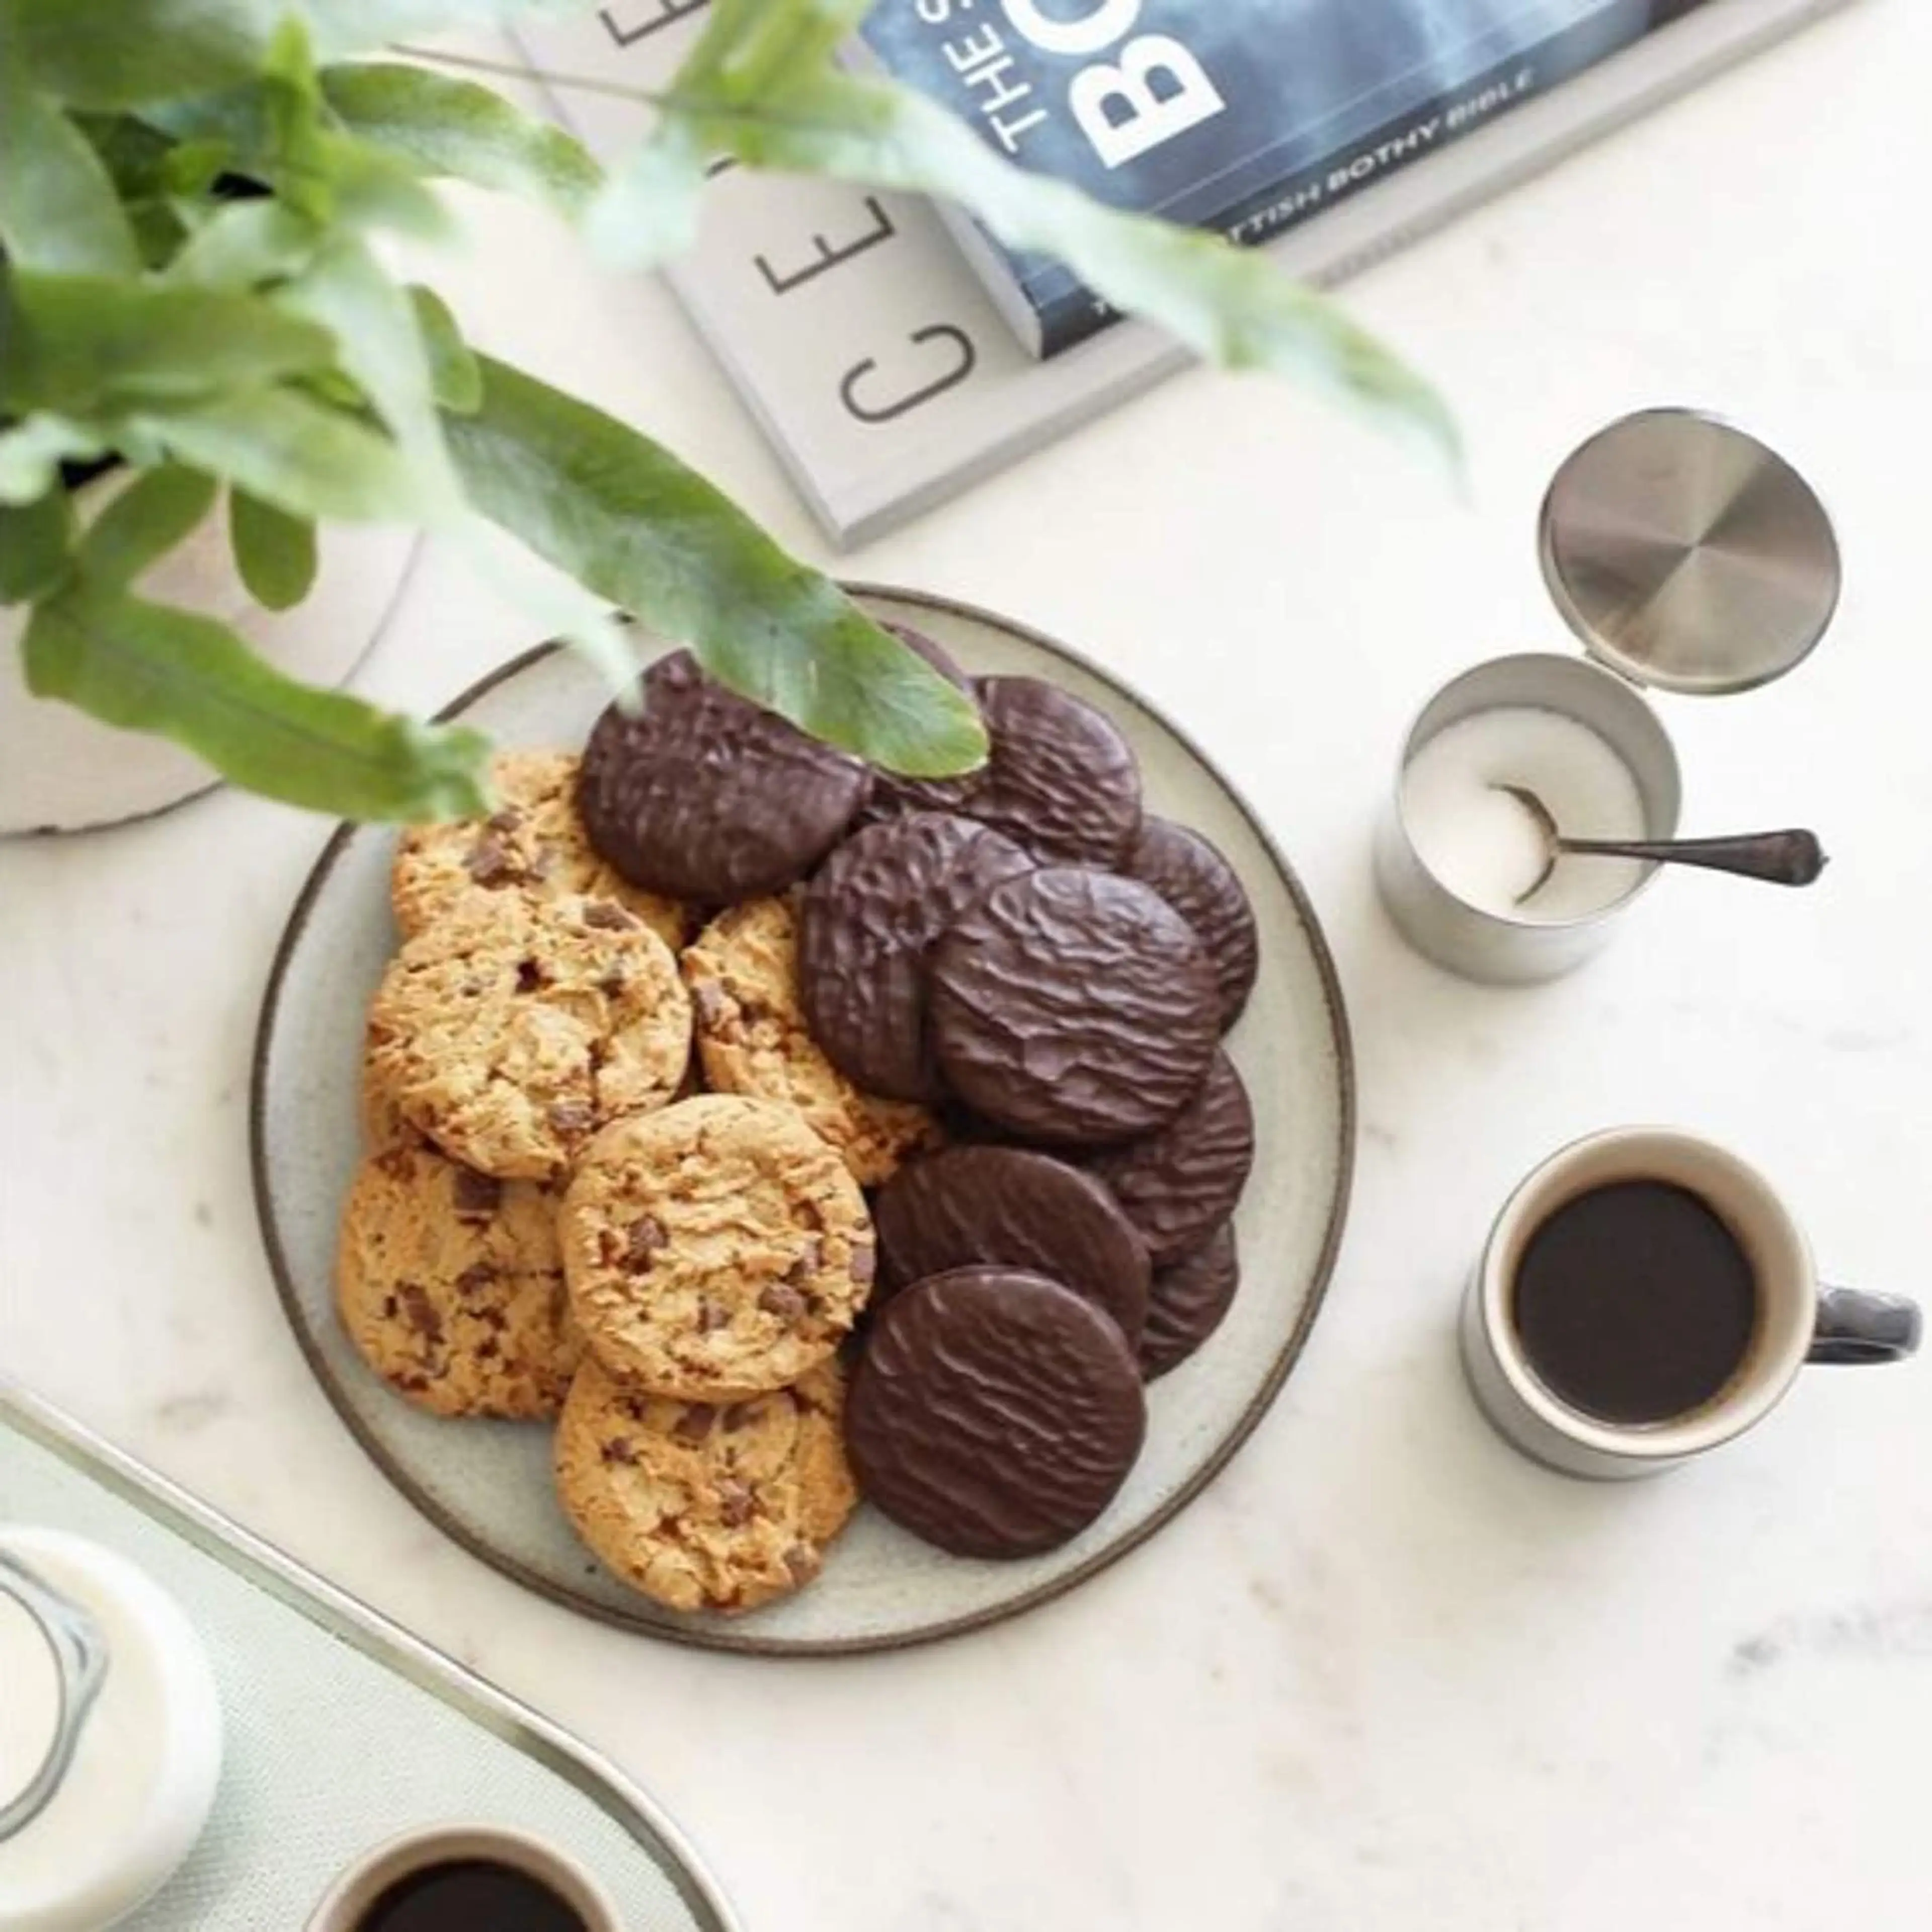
left=1495, top=783, right=1829, bottom=906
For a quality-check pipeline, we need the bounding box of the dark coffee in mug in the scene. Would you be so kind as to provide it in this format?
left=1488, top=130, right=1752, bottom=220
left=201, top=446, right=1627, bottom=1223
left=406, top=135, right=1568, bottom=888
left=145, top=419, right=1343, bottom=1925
left=1512, top=1180, right=1758, bottom=1425
left=358, top=1860, right=587, bottom=1932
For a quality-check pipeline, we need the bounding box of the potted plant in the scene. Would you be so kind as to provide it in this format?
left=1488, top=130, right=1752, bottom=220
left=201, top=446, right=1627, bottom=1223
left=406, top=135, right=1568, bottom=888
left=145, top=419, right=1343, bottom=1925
left=0, top=459, right=422, bottom=832
left=0, top=0, right=1455, bottom=833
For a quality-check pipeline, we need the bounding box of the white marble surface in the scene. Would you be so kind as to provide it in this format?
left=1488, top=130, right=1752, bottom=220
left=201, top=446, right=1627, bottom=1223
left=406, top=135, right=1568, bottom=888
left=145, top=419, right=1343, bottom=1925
left=5, top=5, right=1932, bottom=1925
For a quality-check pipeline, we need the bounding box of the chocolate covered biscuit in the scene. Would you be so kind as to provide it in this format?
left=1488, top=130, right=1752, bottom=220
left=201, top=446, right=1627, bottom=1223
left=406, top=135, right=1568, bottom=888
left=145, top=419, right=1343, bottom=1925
left=863, top=674, right=1142, bottom=866
left=848, top=1266, right=1145, bottom=1559
left=578, top=651, right=870, bottom=903
left=1140, top=1224, right=1240, bottom=1381
left=1120, top=816, right=1258, bottom=1031
left=876, top=1145, right=1150, bottom=1344
left=1083, top=1050, right=1255, bottom=1263
left=798, top=813, right=1033, bottom=1102
left=928, top=868, right=1220, bottom=1146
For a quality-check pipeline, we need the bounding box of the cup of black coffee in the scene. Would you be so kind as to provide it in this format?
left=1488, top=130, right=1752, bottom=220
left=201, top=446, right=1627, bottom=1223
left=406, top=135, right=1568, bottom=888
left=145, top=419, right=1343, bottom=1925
left=305, top=1826, right=619, bottom=1932
left=1462, top=1128, right=1920, bottom=1478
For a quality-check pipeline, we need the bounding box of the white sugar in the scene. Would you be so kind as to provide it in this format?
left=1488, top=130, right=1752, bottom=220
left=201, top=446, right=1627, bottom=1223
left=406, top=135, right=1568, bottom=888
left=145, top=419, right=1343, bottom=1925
left=1401, top=706, right=1649, bottom=922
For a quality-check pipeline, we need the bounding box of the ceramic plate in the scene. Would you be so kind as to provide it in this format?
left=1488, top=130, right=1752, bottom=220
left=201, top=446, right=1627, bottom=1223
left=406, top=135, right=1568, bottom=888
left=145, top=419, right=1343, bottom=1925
left=252, top=586, right=1353, bottom=1656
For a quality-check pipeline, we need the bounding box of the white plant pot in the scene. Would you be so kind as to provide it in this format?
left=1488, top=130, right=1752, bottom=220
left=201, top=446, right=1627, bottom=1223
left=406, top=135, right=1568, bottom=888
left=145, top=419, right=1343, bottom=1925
left=1, top=473, right=421, bottom=836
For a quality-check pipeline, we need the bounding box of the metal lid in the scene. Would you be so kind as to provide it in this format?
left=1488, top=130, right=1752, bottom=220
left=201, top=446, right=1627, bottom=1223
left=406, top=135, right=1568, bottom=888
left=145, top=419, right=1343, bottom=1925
left=1538, top=409, right=1841, bottom=695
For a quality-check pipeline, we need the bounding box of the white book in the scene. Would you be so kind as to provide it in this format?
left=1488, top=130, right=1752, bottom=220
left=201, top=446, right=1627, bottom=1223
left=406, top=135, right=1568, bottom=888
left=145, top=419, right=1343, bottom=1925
left=512, top=0, right=1856, bottom=550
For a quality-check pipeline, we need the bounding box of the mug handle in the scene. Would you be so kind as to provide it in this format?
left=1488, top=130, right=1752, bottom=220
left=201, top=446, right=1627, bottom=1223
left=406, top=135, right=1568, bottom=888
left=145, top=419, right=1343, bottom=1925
left=1809, top=1287, right=1923, bottom=1366
left=0, top=1553, right=110, bottom=1844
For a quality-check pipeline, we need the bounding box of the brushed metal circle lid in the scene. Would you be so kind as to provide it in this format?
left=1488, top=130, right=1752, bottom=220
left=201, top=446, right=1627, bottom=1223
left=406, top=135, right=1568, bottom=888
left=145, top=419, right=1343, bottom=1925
left=1538, top=409, right=1841, bottom=695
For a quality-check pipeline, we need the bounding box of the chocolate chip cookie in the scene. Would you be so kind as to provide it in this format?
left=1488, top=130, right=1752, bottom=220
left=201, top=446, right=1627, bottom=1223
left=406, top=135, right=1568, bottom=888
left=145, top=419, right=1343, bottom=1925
left=797, top=814, right=1033, bottom=1102
left=336, top=1138, right=581, bottom=1418
left=390, top=748, right=685, bottom=948
left=364, top=893, right=692, bottom=1182
left=875, top=1146, right=1150, bottom=1344
left=359, top=1045, right=414, bottom=1150
left=683, top=897, right=942, bottom=1186
left=847, top=1266, right=1146, bottom=1559
left=560, top=1095, right=875, bottom=1401
left=554, top=1354, right=856, bottom=1615
left=927, top=867, right=1221, bottom=1146
left=577, top=651, right=871, bottom=903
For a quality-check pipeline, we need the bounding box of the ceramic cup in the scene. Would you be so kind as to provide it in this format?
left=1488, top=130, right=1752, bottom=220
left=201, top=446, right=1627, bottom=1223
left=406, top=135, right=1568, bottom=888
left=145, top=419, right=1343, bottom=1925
left=0, top=1530, right=224, bottom=1932
left=304, top=1825, right=621, bottom=1931
left=1461, top=1128, right=1921, bottom=1479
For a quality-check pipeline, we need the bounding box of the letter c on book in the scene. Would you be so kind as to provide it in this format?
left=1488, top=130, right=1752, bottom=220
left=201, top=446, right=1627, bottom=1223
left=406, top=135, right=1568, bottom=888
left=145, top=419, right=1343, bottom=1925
left=839, top=326, right=977, bottom=423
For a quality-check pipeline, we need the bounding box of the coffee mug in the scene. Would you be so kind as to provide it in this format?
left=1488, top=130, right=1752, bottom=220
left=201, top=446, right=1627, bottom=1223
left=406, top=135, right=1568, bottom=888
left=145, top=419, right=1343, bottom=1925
left=305, top=1824, right=621, bottom=1931
left=1461, top=1128, right=1920, bottom=1479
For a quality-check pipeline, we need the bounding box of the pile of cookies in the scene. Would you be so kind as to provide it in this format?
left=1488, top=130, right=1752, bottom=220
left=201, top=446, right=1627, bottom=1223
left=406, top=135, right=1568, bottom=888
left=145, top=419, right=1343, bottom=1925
left=337, top=626, right=1258, bottom=1615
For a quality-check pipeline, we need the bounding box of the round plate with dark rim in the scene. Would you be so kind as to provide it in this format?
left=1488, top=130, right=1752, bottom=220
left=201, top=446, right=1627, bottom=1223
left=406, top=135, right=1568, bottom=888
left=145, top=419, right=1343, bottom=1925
left=251, top=585, right=1353, bottom=1656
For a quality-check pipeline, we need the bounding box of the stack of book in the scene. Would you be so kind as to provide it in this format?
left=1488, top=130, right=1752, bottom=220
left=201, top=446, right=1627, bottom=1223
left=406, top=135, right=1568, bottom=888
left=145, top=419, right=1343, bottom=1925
left=514, top=2, right=1853, bottom=547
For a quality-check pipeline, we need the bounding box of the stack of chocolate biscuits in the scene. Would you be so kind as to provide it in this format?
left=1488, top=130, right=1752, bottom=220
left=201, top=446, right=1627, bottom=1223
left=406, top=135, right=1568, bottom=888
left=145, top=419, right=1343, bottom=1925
left=335, top=629, right=1257, bottom=1612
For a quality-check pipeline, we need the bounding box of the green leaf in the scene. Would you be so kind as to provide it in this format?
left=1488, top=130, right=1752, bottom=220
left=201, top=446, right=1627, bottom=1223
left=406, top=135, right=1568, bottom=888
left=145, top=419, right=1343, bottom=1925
left=5, top=273, right=338, bottom=413
left=261, top=10, right=329, bottom=189
left=409, top=285, right=480, bottom=414
left=1, top=0, right=597, bottom=110
left=0, top=415, right=104, bottom=504
left=159, top=136, right=235, bottom=198
left=582, top=123, right=710, bottom=272
left=22, top=575, right=493, bottom=820
left=78, top=462, right=216, bottom=584
left=298, top=0, right=591, bottom=58
left=0, top=0, right=274, bottom=109
left=155, top=27, right=453, bottom=241
left=851, top=77, right=1455, bottom=450
left=74, top=118, right=192, bottom=266
left=0, top=487, right=73, bottom=603
left=444, top=354, right=988, bottom=778
left=142, top=91, right=274, bottom=180
left=265, top=14, right=452, bottom=240
left=652, top=0, right=844, bottom=91
left=71, top=112, right=176, bottom=198
left=229, top=486, right=317, bottom=607
left=292, top=366, right=366, bottom=411
left=127, top=201, right=193, bottom=268
left=579, top=0, right=802, bottom=267
left=714, top=1, right=871, bottom=92
left=165, top=197, right=319, bottom=289
left=0, top=80, right=141, bottom=274
left=319, top=62, right=603, bottom=215
left=275, top=234, right=458, bottom=506
left=131, top=385, right=433, bottom=524
left=321, top=137, right=453, bottom=239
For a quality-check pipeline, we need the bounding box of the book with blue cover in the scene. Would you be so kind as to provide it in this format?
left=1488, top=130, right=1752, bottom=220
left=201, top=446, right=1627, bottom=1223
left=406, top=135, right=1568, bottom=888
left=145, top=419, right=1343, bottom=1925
left=855, top=1, right=1718, bottom=355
